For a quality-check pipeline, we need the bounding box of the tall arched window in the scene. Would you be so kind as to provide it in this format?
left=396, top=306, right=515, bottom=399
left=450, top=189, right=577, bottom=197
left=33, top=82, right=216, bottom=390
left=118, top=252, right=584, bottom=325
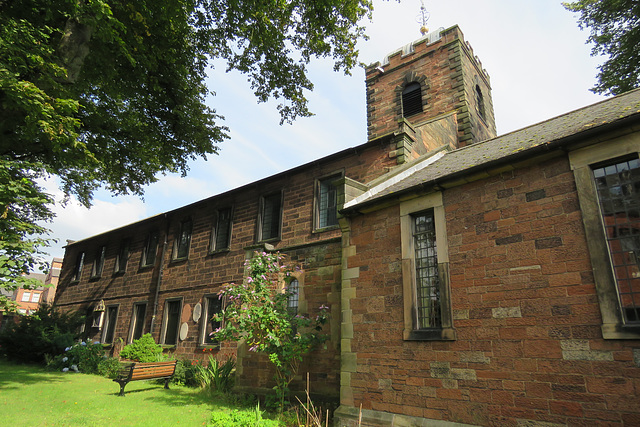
left=402, top=82, right=423, bottom=117
left=476, top=84, right=486, bottom=121
left=287, top=279, right=299, bottom=315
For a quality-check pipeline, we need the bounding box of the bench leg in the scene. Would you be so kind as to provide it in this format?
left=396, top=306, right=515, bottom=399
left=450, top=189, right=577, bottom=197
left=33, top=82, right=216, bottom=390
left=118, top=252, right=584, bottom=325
left=115, top=380, right=128, bottom=396
left=164, top=378, right=170, bottom=390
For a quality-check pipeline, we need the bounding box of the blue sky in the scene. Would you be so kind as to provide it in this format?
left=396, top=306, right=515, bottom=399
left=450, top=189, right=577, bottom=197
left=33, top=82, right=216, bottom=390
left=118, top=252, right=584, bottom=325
left=42, top=0, right=605, bottom=261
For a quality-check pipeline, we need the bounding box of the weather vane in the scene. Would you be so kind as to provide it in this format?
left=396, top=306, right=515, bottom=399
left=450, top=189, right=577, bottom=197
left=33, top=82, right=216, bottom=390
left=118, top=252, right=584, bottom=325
left=417, top=0, right=430, bottom=35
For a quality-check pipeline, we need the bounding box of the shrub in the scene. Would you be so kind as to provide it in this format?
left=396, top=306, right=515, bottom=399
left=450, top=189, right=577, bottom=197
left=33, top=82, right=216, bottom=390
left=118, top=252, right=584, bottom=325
left=209, top=404, right=280, bottom=427
left=172, top=359, right=201, bottom=387
left=97, top=357, right=123, bottom=379
left=194, top=355, right=236, bottom=392
left=0, top=304, right=83, bottom=364
left=46, top=340, right=106, bottom=374
left=118, top=333, right=163, bottom=362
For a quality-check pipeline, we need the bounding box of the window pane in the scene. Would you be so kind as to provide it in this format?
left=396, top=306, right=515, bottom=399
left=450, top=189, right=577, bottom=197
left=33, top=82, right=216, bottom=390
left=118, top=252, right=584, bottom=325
left=214, top=208, right=232, bottom=250
left=287, top=279, right=299, bottom=315
left=203, top=297, right=222, bottom=345
left=261, top=193, right=281, bottom=240
left=413, top=211, right=441, bottom=329
left=318, top=178, right=338, bottom=228
left=32, top=292, right=41, bottom=303
left=131, top=304, right=146, bottom=341
left=103, top=306, right=118, bottom=343
left=115, top=241, right=129, bottom=273
left=175, top=220, right=192, bottom=259
left=164, top=300, right=181, bottom=345
left=73, top=252, right=85, bottom=281
left=593, top=158, right=640, bottom=324
left=143, top=233, right=159, bottom=266
left=92, top=246, right=106, bottom=277
left=21, top=292, right=31, bottom=302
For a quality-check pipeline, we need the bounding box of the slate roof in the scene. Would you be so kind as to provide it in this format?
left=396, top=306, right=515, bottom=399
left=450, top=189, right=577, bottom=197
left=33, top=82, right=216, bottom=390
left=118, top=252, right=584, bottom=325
left=344, top=88, right=640, bottom=212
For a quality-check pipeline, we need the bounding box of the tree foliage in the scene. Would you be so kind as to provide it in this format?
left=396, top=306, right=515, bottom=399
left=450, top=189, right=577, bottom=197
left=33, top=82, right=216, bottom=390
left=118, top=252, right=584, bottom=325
left=0, top=0, right=373, bottom=299
left=214, top=252, right=329, bottom=410
left=564, top=0, right=640, bottom=95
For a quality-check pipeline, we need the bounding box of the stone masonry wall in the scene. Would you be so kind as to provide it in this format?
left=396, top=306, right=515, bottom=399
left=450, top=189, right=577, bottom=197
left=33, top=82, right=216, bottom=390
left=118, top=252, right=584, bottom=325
left=342, top=154, right=640, bottom=425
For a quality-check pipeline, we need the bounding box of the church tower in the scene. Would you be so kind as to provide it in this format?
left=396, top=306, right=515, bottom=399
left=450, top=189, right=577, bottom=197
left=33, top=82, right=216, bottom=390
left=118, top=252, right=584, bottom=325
left=365, top=25, right=497, bottom=164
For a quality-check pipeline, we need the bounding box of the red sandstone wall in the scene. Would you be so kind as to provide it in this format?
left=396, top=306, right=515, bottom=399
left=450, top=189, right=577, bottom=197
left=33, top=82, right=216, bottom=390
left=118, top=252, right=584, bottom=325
left=345, top=155, right=640, bottom=425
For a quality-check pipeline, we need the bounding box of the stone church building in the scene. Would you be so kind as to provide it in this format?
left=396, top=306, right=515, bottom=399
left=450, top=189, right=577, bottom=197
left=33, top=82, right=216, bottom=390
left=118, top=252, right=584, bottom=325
left=56, top=26, right=640, bottom=425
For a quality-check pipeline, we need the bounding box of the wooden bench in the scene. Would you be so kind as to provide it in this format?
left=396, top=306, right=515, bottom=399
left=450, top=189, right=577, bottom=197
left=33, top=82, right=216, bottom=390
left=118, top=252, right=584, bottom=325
left=113, top=360, right=177, bottom=396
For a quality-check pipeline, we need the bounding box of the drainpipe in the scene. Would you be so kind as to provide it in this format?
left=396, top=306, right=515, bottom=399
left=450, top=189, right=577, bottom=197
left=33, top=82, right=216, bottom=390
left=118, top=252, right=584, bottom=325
left=149, top=214, right=170, bottom=335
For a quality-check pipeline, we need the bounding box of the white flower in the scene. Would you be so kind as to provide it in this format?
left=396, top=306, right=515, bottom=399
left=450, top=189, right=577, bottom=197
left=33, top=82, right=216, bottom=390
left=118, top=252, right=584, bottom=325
left=62, top=357, right=68, bottom=363
left=80, top=341, right=86, bottom=346
left=94, top=341, right=100, bottom=345
left=62, top=368, right=69, bottom=372
left=71, top=365, right=78, bottom=372
left=65, top=347, right=70, bottom=352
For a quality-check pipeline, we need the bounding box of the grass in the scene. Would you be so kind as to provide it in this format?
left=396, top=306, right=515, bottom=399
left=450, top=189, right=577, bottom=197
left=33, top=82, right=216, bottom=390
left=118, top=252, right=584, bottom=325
left=0, top=359, right=265, bottom=426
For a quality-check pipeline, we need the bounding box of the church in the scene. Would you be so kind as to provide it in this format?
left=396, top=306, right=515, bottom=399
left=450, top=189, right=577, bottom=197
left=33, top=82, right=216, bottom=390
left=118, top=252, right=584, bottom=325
left=56, top=25, right=640, bottom=425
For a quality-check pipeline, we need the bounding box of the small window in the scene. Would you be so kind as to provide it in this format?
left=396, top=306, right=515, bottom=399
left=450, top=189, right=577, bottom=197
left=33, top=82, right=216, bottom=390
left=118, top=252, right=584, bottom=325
left=141, top=232, right=159, bottom=267
left=412, top=211, right=441, bottom=329
left=32, top=292, right=41, bottom=303
left=476, top=84, right=486, bottom=121
left=21, top=291, right=31, bottom=302
left=402, top=82, right=423, bottom=117
left=114, top=240, right=129, bottom=274
left=400, top=194, right=456, bottom=341
left=72, top=252, right=85, bottom=282
left=593, top=158, right=640, bottom=325
left=173, top=219, right=192, bottom=260
left=129, top=303, right=147, bottom=342
left=161, top=299, right=182, bottom=345
left=211, top=208, right=233, bottom=252
left=287, top=279, right=299, bottom=315
left=316, top=176, right=339, bottom=230
left=200, top=295, right=223, bottom=346
left=102, top=305, right=119, bottom=344
left=259, top=192, right=283, bottom=241
left=91, top=246, right=107, bottom=278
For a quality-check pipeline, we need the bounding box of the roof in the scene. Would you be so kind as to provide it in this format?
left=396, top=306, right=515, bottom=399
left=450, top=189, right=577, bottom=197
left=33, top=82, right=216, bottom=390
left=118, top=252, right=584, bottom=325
left=344, top=88, right=640, bottom=212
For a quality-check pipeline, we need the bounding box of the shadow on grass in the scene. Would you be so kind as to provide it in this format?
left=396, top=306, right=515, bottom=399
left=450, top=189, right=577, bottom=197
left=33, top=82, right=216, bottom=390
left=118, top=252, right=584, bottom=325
left=0, top=358, right=67, bottom=388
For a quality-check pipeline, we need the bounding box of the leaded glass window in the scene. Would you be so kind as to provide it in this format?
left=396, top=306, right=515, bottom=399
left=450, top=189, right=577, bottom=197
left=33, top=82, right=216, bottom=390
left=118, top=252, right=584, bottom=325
left=593, top=157, right=640, bottom=324
left=412, top=210, right=441, bottom=329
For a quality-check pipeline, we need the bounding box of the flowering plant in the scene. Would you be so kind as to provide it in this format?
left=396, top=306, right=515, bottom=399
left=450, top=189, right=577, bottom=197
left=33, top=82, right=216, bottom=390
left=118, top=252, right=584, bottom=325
left=212, top=251, right=329, bottom=411
left=48, top=340, right=106, bottom=374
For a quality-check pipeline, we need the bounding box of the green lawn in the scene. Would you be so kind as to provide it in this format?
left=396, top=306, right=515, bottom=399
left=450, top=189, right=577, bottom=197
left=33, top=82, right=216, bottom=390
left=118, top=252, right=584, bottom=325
left=0, top=359, right=257, bottom=426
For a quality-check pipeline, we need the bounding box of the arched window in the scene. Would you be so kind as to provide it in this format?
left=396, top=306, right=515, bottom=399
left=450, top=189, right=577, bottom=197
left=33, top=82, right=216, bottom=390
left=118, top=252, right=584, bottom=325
left=476, top=84, right=486, bottom=121
left=287, top=279, right=299, bottom=315
left=402, top=82, right=423, bottom=117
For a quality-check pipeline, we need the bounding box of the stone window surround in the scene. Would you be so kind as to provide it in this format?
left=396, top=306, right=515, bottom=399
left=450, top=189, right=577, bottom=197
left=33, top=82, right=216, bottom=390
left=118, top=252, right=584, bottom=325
left=570, top=132, right=640, bottom=339
left=400, top=192, right=456, bottom=341
left=257, top=190, right=284, bottom=243
left=127, top=301, right=147, bottom=344
left=199, top=294, right=223, bottom=348
left=210, top=207, right=234, bottom=253
left=172, top=218, right=193, bottom=261
left=160, top=297, right=183, bottom=347
left=313, top=171, right=343, bottom=232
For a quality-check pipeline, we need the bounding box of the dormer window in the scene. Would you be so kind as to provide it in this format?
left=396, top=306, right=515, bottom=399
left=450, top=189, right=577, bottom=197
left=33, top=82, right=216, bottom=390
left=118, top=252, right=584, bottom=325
left=402, top=82, right=423, bottom=117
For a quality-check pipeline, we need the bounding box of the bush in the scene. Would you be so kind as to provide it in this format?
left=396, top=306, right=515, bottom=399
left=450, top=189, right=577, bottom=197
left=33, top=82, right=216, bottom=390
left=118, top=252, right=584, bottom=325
left=209, top=404, right=280, bottom=427
left=0, top=304, right=83, bottom=364
left=97, top=357, right=123, bottom=379
left=194, top=355, right=236, bottom=392
left=46, top=340, right=106, bottom=374
left=118, top=333, right=163, bottom=362
left=172, top=359, right=201, bottom=387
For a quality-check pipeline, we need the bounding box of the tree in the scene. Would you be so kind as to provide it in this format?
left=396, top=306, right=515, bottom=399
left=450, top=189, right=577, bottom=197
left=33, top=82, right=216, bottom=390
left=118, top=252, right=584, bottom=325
left=564, top=0, right=640, bottom=95
left=0, top=0, right=373, bottom=307
left=214, top=252, right=329, bottom=411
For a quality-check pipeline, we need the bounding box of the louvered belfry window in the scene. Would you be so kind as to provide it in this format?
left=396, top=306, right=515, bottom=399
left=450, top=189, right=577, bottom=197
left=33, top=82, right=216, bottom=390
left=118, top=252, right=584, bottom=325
left=402, top=82, right=422, bottom=117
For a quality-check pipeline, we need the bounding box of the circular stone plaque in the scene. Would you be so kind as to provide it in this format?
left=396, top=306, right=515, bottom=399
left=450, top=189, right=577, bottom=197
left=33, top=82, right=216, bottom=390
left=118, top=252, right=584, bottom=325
left=179, top=322, right=188, bottom=341
left=193, top=302, right=202, bottom=322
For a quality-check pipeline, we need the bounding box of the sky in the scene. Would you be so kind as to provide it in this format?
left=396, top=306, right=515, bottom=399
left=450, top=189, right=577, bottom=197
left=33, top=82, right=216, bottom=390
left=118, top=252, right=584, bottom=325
left=42, top=0, right=606, bottom=262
